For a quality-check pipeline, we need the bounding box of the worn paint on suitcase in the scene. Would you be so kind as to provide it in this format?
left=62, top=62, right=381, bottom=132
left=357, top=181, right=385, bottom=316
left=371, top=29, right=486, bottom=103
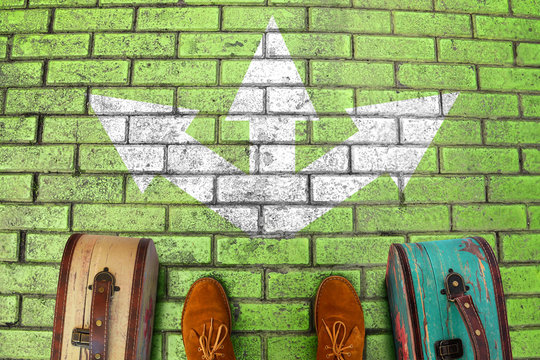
left=50, top=234, right=159, bottom=360
left=386, top=237, right=512, bottom=360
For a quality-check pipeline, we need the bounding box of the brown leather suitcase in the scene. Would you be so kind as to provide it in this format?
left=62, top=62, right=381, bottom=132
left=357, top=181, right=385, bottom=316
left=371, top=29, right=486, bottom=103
left=50, top=234, right=159, bottom=360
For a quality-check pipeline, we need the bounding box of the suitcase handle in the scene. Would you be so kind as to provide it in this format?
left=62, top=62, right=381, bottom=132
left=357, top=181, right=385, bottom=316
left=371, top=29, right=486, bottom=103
left=444, top=270, right=490, bottom=360
left=72, top=268, right=118, bottom=360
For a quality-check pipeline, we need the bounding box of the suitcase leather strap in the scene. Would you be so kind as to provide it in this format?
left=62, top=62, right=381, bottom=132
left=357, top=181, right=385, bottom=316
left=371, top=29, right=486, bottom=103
left=89, top=268, right=115, bottom=360
left=444, top=271, right=490, bottom=360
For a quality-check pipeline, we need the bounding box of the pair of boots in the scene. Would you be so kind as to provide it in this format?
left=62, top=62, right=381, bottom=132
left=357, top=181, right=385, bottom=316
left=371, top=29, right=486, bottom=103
left=181, top=276, right=365, bottom=360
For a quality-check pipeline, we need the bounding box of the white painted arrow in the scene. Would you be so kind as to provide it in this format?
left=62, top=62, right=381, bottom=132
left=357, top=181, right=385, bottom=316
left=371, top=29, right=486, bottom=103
left=89, top=17, right=460, bottom=236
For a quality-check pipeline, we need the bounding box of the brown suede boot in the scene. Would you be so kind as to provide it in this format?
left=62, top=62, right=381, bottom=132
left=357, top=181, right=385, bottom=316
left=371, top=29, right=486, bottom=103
left=315, top=276, right=365, bottom=360
left=182, top=278, right=236, bottom=360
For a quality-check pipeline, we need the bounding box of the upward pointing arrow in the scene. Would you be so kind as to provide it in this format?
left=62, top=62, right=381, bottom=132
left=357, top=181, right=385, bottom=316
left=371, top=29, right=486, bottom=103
left=224, top=17, right=319, bottom=174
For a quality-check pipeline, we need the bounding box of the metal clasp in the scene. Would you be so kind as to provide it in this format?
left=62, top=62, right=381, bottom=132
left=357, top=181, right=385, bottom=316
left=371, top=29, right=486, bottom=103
left=71, top=328, right=90, bottom=348
left=435, top=338, right=463, bottom=359
left=441, top=269, right=470, bottom=302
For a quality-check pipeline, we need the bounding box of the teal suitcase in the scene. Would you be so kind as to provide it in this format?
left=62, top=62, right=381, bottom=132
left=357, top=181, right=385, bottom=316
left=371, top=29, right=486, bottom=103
left=385, top=237, right=512, bottom=359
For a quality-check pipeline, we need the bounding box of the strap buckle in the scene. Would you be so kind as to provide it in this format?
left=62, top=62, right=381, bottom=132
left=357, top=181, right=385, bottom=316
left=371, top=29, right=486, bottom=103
left=435, top=339, right=463, bottom=359
left=442, top=269, right=469, bottom=302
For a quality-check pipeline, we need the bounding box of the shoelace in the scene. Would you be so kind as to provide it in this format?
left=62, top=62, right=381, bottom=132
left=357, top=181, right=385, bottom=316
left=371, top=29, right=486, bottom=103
left=322, top=319, right=353, bottom=359
left=197, top=318, right=228, bottom=360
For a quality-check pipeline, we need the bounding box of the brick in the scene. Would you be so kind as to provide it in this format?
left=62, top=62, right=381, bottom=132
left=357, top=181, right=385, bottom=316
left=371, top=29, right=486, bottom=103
left=179, top=33, right=262, bottom=58
left=440, top=147, right=519, bottom=173
left=222, top=7, right=305, bottom=31
left=398, top=64, right=476, bottom=90
left=101, top=0, right=177, bottom=4
left=91, top=87, right=174, bottom=109
left=511, top=330, right=540, bottom=359
left=169, top=269, right=262, bottom=298
left=170, top=206, right=255, bottom=232
left=72, top=204, right=165, bottom=232
left=311, top=61, right=394, bottom=86
left=435, top=0, right=508, bottom=13
left=137, top=7, right=219, bottom=31
left=133, top=60, right=217, bottom=85
left=150, top=236, right=211, bottom=265
left=178, top=87, right=254, bottom=115
left=267, top=270, right=361, bottom=298
left=217, top=237, right=309, bottom=265
left=271, top=0, right=348, bottom=5
left=0, top=232, right=18, bottom=261
left=343, top=176, right=400, bottom=204
left=500, top=265, right=540, bottom=294
left=126, top=175, right=214, bottom=204
left=32, top=0, right=97, bottom=5
left=354, top=0, right=431, bottom=9
left=404, top=176, right=485, bottom=203
left=522, top=94, right=540, bottom=117
left=231, top=302, right=309, bottom=331
left=307, top=89, right=355, bottom=114
left=21, top=297, right=54, bottom=327
left=365, top=334, right=395, bottom=360
left=502, top=233, right=540, bottom=262
left=0, top=9, right=49, bottom=33
left=231, top=336, right=262, bottom=360
left=363, top=300, right=391, bottom=330
left=0, top=330, right=52, bottom=359
left=489, top=176, right=540, bottom=202
left=78, top=145, right=128, bottom=172
left=279, top=33, right=352, bottom=58
left=0, top=36, right=6, bottom=58
left=0, top=62, right=43, bottom=87
left=12, top=34, right=89, bottom=59
left=443, top=91, right=518, bottom=118
left=351, top=146, right=438, bottom=173
left=48, top=60, right=129, bottom=85
left=453, top=205, right=527, bottom=231
left=356, top=206, right=450, bottom=232
left=5, top=88, right=86, bottom=114
left=439, top=39, right=513, bottom=65
left=485, top=121, right=540, bottom=145
left=267, top=336, right=316, bottom=360
left=354, top=36, right=435, bottom=61
left=475, top=16, right=540, bottom=41
left=315, top=236, right=403, bottom=264
left=0, top=0, right=25, bottom=8
left=217, top=175, right=307, bottom=203
left=0, top=174, right=33, bottom=202
left=0, top=295, right=18, bottom=325
left=517, top=43, right=540, bottom=66
left=410, top=233, right=496, bottom=246
left=42, top=116, right=122, bottom=143
left=94, top=33, right=175, bottom=58
left=309, top=8, right=390, bottom=33
left=512, top=0, right=540, bottom=16
left=356, top=89, right=439, bottom=113
left=364, top=267, right=387, bottom=298
left=394, top=12, right=471, bottom=37
left=433, top=119, right=482, bottom=145
left=0, top=263, right=59, bottom=293
left=186, top=0, right=264, bottom=3
left=0, top=145, right=74, bottom=172
left=531, top=206, right=540, bottom=229
left=508, top=298, right=540, bottom=328
left=153, top=301, right=182, bottom=330
left=54, top=8, right=133, bottom=31
left=220, top=59, right=306, bottom=85
left=479, top=67, right=540, bottom=91
left=25, top=233, right=68, bottom=262
left=300, top=207, right=354, bottom=233
left=0, top=116, right=37, bottom=143
left=523, top=148, right=540, bottom=173
left=37, top=175, right=123, bottom=203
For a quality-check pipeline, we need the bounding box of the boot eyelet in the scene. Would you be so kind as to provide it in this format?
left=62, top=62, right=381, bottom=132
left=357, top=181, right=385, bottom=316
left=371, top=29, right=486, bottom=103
left=325, top=345, right=330, bottom=350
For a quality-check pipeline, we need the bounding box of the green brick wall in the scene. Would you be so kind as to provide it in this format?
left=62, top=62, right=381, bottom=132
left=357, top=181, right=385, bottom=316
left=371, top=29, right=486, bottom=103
left=0, top=1, right=539, bottom=360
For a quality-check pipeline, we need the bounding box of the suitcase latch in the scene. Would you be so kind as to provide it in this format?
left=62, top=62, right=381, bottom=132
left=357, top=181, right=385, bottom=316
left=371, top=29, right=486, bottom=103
left=71, top=328, right=90, bottom=348
left=435, top=339, right=463, bottom=359
left=441, top=269, right=470, bottom=302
